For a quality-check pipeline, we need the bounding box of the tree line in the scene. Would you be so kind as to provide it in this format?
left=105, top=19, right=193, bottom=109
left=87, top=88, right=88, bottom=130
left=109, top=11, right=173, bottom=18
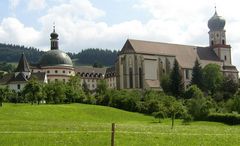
left=0, top=43, right=118, bottom=67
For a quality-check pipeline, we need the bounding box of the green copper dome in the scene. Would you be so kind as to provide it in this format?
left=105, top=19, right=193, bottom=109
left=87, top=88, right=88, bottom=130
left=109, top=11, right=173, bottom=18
left=39, top=50, right=73, bottom=67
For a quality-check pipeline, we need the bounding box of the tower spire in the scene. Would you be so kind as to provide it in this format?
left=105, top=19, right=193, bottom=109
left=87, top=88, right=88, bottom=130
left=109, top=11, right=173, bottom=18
left=50, top=23, right=59, bottom=50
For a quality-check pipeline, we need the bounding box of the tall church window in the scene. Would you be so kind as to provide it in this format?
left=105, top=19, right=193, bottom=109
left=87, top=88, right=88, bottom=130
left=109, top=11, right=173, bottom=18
left=185, top=69, right=190, bottom=80
left=129, top=67, right=133, bottom=88
left=139, top=68, right=143, bottom=89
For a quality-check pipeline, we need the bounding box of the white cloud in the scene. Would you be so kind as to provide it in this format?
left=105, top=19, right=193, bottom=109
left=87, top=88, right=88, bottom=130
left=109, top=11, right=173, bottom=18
left=2, top=0, right=240, bottom=72
left=9, top=0, right=20, bottom=9
left=28, top=0, right=46, bottom=10
left=0, top=17, right=40, bottom=46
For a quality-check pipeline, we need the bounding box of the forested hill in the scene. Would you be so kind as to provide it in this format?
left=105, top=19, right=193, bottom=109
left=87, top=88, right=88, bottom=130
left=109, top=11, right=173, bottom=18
left=0, top=43, right=44, bottom=63
left=0, top=43, right=119, bottom=66
left=72, top=48, right=119, bottom=66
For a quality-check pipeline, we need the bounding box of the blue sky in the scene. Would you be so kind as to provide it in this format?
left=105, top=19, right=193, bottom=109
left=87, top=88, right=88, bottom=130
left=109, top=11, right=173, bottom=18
left=0, top=0, right=240, bottom=70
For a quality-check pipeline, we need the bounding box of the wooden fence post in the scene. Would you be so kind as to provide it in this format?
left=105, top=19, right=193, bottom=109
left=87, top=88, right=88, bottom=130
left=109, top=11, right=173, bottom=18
left=111, top=123, right=115, bottom=146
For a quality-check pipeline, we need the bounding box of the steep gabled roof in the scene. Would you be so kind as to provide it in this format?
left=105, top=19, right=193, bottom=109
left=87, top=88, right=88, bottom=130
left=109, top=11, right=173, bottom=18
left=121, top=39, right=222, bottom=68
left=196, top=47, right=220, bottom=61
left=16, top=53, right=30, bottom=72
left=8, top=72, right=28, bottom=84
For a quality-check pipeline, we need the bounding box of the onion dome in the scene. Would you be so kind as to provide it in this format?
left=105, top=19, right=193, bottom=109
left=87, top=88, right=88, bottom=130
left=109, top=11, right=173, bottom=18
left=50, top=28, right=58, bottom=39
left=208, top=10, right=225, bottom=31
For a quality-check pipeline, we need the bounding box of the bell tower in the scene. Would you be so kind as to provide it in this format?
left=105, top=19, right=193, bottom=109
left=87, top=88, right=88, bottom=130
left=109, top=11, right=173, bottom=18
left=50, top=25, right=59, bottom=50
left=208, top=8, right=231, bottom=65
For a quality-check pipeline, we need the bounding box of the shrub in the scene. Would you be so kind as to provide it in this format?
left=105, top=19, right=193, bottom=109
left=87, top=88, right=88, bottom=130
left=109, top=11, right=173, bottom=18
left=182, top=113, right=193, bottom=125
left=184, top=85, right=203, bottom=99
left=186, top=96, right=214, bottom=120
left=207, top=113, right=240, bottom=125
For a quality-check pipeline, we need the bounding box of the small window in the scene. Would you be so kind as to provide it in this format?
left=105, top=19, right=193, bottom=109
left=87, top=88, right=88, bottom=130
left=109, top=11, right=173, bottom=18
left=211, top=41, right=214, bottom=46
left=47, top=70, right=50, bottom=73
left=224, top=56, right=227, bottom=61
left=63, top=70, right=65, bottom=73
left=55, top=70, right=58, bottom=73
left=17, top=84, right=20, bottom=89
left=222, top=40, right=225, bottom=45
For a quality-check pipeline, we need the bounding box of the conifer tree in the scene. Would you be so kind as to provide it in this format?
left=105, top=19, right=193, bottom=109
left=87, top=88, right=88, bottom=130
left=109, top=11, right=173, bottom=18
left=170, top=59, right=184, bottom=97
left=191, top=59, right=203, bottom=89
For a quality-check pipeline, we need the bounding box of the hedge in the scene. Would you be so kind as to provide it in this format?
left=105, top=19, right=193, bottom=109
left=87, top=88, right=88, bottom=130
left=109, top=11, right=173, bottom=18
left=207, top=113, right=240, bottom=125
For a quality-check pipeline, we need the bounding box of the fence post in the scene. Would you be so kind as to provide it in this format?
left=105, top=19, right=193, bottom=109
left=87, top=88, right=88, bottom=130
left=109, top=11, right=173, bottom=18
left=111, top=123, right=115, bottom=146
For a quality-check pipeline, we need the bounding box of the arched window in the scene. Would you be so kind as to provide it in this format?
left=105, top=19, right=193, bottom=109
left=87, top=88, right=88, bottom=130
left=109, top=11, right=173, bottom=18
left=129, top=67, right=133, bottom=88
left=139, top=68, right=143, bottom=89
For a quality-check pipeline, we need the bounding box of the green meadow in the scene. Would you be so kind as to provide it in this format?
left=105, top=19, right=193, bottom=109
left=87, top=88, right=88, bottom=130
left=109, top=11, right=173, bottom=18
left=0, top=103, right=240, bottom=146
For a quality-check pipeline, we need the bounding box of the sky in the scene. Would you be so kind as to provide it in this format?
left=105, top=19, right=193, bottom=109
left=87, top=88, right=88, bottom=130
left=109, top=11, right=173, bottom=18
left=0, top=0, right=239, bottom=70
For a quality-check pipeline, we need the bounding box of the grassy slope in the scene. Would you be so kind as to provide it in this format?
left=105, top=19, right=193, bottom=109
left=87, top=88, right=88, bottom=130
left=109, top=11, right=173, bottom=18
left=0, top=103, right=240, bottom=146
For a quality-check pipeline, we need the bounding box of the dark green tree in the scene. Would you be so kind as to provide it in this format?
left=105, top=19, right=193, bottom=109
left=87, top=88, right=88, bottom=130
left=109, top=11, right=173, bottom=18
left=96, top=79, right=108, bottom=95
left=0, top=87, right=10, bottom=107
left=66, top=76, right=85, bottom=103
left=170, top=59, right=184, bottom=97
left=160, top=74, right=171, bottom=94
left=203, top=64, right=223, bottom=95
left=22, top=78, right=43, bottom=104
left=191, top=59, right=203, bottom=89
left=221, top=75, right=238, bottom=100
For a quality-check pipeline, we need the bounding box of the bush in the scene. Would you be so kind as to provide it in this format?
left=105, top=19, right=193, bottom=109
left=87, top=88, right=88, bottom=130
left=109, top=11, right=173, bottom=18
left=182, top=113, right=193, bottom=125
left=207, top=113, right=240, bottom=125
left=184, top=85, right=203, bottom=99
left=186, top=96, right=214, bottom=120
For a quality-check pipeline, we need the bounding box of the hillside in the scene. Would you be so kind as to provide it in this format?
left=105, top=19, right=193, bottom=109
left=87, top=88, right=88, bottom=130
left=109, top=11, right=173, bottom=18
left=0, top=103, right=240, bottom=146
left=0, top=43, right=118, bottom=67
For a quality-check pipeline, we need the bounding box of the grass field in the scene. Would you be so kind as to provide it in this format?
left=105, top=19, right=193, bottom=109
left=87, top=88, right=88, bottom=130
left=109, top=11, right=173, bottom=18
left=0, top=103, right=240, bottom=146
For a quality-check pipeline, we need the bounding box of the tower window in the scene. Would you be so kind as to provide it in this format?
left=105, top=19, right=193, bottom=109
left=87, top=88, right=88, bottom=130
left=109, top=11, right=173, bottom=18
left=211, top=41, right=214, bottom=46
left=222, top=40, right=225, bottom=45
left=224, top=56, right=227, bottom=61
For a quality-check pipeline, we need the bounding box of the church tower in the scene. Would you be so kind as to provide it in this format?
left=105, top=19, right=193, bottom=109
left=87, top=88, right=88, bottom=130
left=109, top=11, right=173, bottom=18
left=208, top=8, right=231, bottom=65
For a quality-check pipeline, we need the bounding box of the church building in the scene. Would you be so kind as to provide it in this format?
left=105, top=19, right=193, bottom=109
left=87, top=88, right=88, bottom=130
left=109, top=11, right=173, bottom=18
left=31, top=27, right=75, bottom=83
left=116, top=10, right=238, bottom=90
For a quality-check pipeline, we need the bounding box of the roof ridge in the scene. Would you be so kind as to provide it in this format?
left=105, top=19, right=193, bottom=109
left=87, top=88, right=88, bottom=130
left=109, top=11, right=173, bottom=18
left=128, top=38, right=202, bottom=48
